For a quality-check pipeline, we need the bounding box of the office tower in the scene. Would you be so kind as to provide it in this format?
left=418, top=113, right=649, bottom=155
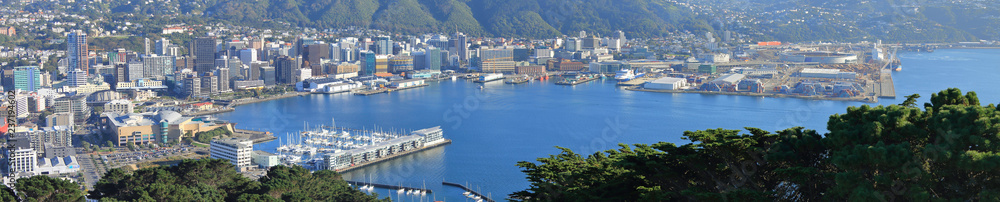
left=127, top=61, right=144, bottom=81
left=617, top=30, right=625, bottom=41
left=359, top=51, right=376, bottom=76
left=275, top=56, right=300, bottom=84
left=375, top=55, right=389, bottom=74
left=183, top=75, right=202, bottom=97
left=565, top=37, right=581, bottom=51
left=144, top=37, right=151, bottom=55
left=475, top=49, right=515, bottom=73
left=374, top=36, right=392, bottom=55
left=239, top=49, right=257, bottom=66
left=200, top=73, right=218, bottom=95
left=389, top=55, right=413, bottom=73
left=143, top=55, right=175, bottom=78
left=303, top=44, right=330, bottom=67
left=192, top=36, right=218, bottom=74
left=250, top=61, right=267, bottom=80
left=66, top=68, right=88, bottom=87
left=155, top=38, right=170, bottom=55
left=216, top=68, right=230, bottom=92
left=67, top=31, right=89, bottom=76
left=329, top=44, right=341, bottom=62
left=450, top=32, right=468, bottom=62
left=261, top=66, right=276, bottom=86
left=114, top=63, right=127, bottom=84
left=13, top=66, right=40, bottom=91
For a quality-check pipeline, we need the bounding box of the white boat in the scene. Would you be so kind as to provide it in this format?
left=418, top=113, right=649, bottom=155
left=397, top=188, right=404, bottom=194
left=463, top=191, right=471, bottom=196
left=475, top=73, right=504, bottom=83
left=615, top=69, right=644, bottom=81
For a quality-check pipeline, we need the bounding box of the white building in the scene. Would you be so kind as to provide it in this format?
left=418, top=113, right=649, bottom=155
left=35, top=156, right=81, bottom=175
left=389, top=79, right=425, bottom=88
left=104, top=99, right=135, bottom=114
left=7, top=138, right=37, bottom=177
left=644, top=77, right=688, bottom=90
left=210, top=138, right=254, bottom=172
left=252, top=151, right=279, bottom=168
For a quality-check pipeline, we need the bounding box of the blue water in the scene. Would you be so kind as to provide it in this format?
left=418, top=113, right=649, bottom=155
left=216, top=49, right=1000, bottom=201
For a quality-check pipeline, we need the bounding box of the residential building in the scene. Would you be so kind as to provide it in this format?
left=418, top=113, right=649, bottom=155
left=67, top=31, right=89, bottom=76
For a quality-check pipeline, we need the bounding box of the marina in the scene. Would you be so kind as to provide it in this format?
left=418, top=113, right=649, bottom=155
left=443, top=181, right=495, bottom=202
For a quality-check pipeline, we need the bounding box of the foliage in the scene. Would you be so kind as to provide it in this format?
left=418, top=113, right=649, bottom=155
left=89, top=158, right=385, bottom=201
left=14, top=175, right=86, bottom=202
left=0, top=184, right=17, bottom=202
left=514, top=88, right=1000, bottom=201
left=195, top=127, right=233, bottom=143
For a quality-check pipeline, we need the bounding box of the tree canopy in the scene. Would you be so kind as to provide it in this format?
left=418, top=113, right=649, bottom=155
left=513, top=88, right=1000, bottom=201
left=89, top=158, right=386, bottom=202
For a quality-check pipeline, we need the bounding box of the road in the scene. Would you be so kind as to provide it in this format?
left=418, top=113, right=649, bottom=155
left=77, top=154, right=107, bottom=189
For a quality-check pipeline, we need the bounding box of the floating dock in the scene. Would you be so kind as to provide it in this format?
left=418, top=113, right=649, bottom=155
left=442, top=181, right=495, bottom=202
left=346, top=181, right=433, bottom=193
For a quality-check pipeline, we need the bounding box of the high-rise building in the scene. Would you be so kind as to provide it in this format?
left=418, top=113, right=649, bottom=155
left=275, top=56, right=300, bottom=84
left=54, top=95, right=89, bottom=123
left=475, top=49, right=515, bottom=73
left=375, top=55, right=389, bottom=74
left=303, top=44, right=330, bottom=67
left=192, top=36, right=218, bottom=74
left=183, top=75, right=203, bottom=97
left=359, top=51, right=376, bottom=76
left=66, top=68, right=88, bottom=87
left=67, top=31, right=89, bottom=76
left=127, top=61, right=144, bottom=81
left=565, top=37, right=581, bottom=51
left=143, top=55, right=175, bottom=79
left=329, top=44, right=341, bottom=62
left=250, top=61, right=267, bottom=80
left=374, top=36, right=392, bottom=55
left=617, top=30, right=626, bottom=42
left=582, top=36, right=601, bottom=50
left=216, top=68, right=230, bottom=92
left=201, top=73, right=218, bottom=95
left=155, top=38, right=171, bottom=55
left=261, top=66, right=276, bottom=86
left=389, top=55, right=414, bottom=73
left=13, top=66, right=40, bottom=91
left=210, top=138, right=253, bottom=172
left=114, top=63, right=127, bottom=84
left=239, top=49, right=257, bottom=67
left=426, top=48, right=443, bottom=71
left=450, top=32, right=468, bottom=63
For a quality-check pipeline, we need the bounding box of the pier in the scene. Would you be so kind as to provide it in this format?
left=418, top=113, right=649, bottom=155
left=555, top=77, right=600, bottom=85
left=333, top=139, right=451, bottom=173
left=616, top=77, right=656, bottom=86
left=346, top=181, right=433, bottom=193
left=354, top=84, right=430, bottom=96
left=876, top=69, right=896, bottom=98
left=442, top=181, right=495, bottom=202
left=233, top=129, right=277, bottom=143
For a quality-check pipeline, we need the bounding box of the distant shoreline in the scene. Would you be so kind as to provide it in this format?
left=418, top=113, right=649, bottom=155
left=624, top=87, right=879, bottom=103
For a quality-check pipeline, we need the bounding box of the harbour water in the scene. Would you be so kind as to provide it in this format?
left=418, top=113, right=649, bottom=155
left=216, top=49, right=1000, bottom=201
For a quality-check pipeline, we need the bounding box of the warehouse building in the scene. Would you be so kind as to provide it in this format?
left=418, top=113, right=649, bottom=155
left=799, top=68, right=857, bottom=79
left=644, top=77, right=688, bottom=90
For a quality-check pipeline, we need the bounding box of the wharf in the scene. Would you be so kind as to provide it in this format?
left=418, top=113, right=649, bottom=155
left=617, top=77, right=656, bottom=86
left=442, top=181, right=495, bottom=202
left=227, top=92, right=311, bottom=107
left=555, top=77, right=600, bottom=85
left=354, top=88, right=389, bottom=96
left=333, top=139, right=452, bottom=173
left=345, top=181, right=433, bottom=193
left=876, top=69, right=896, bottom=98
left=625, top=87, right=876, bottom=103
left=354, top=84, right=430, bottom=96
left=474, top=79, right=502, bottom=83
left=233, top=129, right=277, bottom=143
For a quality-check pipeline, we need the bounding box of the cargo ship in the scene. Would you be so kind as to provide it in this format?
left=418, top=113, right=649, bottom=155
left=474, top=73, right=504, bottom=83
